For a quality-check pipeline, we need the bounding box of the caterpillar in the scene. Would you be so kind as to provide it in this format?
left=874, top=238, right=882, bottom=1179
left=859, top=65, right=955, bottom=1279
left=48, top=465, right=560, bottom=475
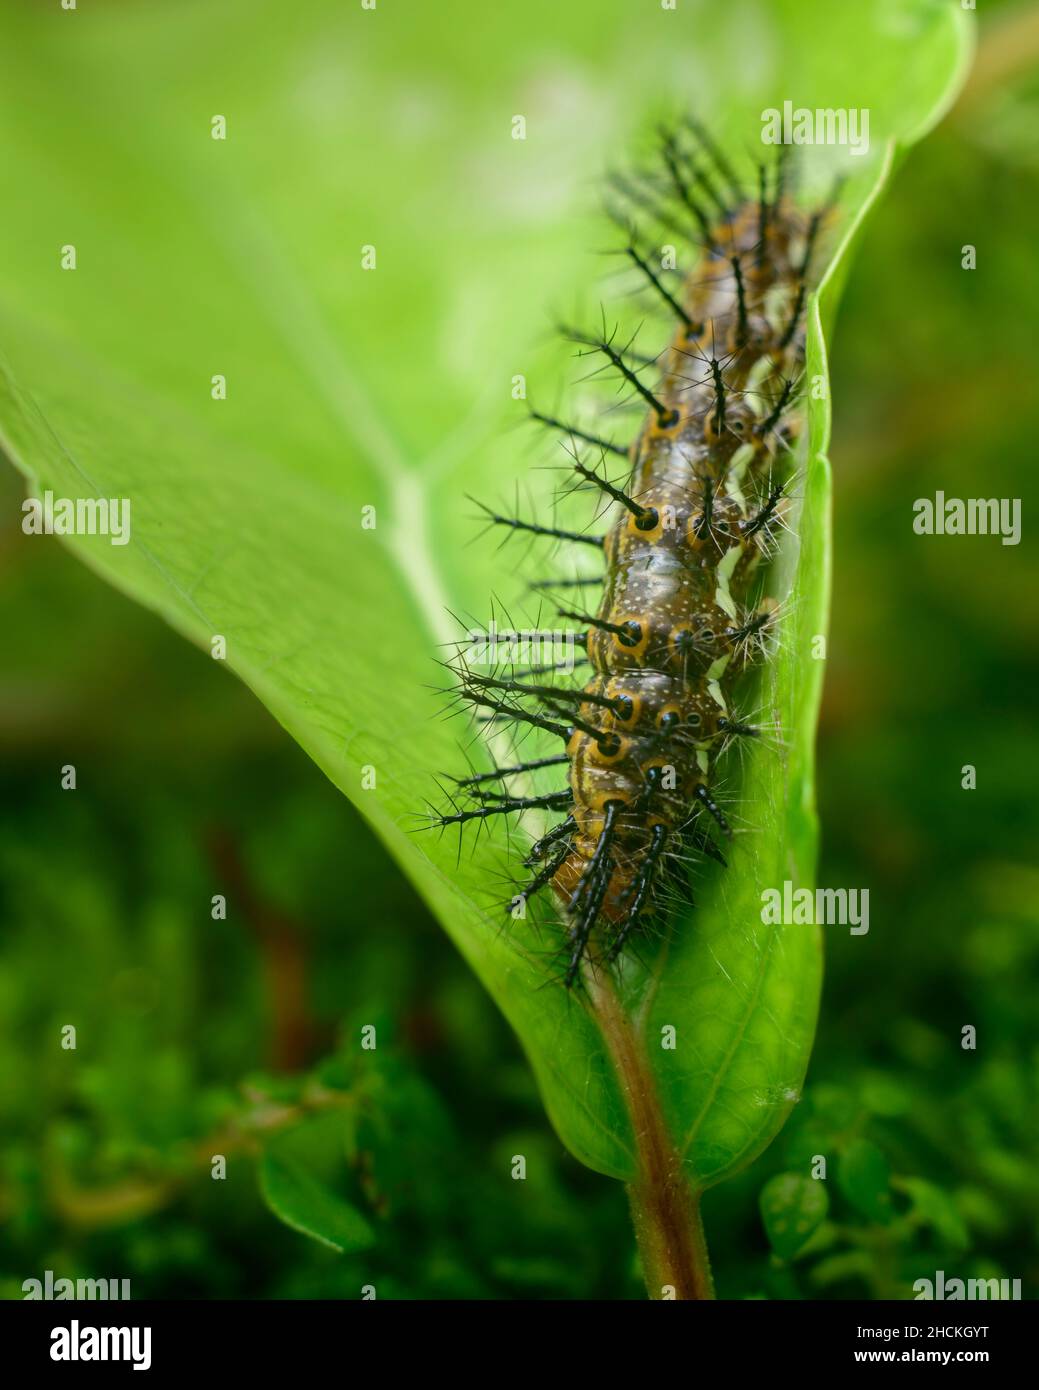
left=434, top=118, right=832, bottom=988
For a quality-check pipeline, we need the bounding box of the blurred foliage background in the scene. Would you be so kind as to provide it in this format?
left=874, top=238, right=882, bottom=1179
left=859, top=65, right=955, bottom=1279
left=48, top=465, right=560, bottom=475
left=1, top=2, right=1036, bottom=1299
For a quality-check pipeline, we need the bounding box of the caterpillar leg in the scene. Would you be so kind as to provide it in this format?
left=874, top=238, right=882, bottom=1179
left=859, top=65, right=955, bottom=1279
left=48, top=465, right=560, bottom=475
left=606, top=823, right=668, bottom=964
left=528, top=406, right=628, bottom=458
left=473, top=501, right=604, bottom=548
left=694, top=783, right=732, bottom=837
left=563, top=803, right=620, bottom=986
left=563, top=873, right=611, bottom=988
left=526, top=814, right=576, bottom=866
left=454, top=753, right=569, bottom=789
left=434, top=790, right=571, bottom=827
left=509, top=843, right=570, bottom=917
left=717, top=716, right=760, bottom=738
left=742, top=482, right=785, bottom=538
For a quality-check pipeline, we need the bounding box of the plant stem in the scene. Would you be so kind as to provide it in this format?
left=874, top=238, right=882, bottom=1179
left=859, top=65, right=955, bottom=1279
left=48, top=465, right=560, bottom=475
left=627, top=1171, right=714, bottom=1301
left=584, top=967, right=715, bottom=1300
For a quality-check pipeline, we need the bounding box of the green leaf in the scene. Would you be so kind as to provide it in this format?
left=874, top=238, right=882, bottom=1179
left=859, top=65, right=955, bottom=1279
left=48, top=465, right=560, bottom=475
left=809, top=1250, right=877, bottom=1291
left=759, top=1173, right=829, bottom=1260
left=259, top=1152, right=374, bottom=1255
left=837, top=1139, right=894, bottom=1225
left=899, top=1176, right=970, bottom=1249
left=0, top=0, right=972, bottom=1192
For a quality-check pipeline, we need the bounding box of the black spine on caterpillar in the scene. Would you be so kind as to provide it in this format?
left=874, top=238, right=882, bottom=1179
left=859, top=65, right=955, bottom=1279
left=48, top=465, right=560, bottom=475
left=435, top=121, right=830, bottom=988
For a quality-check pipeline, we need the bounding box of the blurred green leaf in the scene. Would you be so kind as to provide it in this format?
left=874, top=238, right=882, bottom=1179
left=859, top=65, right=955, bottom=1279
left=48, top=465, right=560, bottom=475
left=899, top=1177, right=969, bottom=1250
left=0, top=0, right=971, bottom=1192
left=809, top=1250, right=876, bottom=1291
left=259, top=1152, right=374, bottom=1255
left=837, top=1139, right=894, bottom=1226
left=760, top=1173, right=829, bottom=1259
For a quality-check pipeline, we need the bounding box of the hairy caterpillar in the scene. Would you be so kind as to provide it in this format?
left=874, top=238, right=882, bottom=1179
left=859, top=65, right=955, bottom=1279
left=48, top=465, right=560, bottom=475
left=434, top=119, right=831, bottom=988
